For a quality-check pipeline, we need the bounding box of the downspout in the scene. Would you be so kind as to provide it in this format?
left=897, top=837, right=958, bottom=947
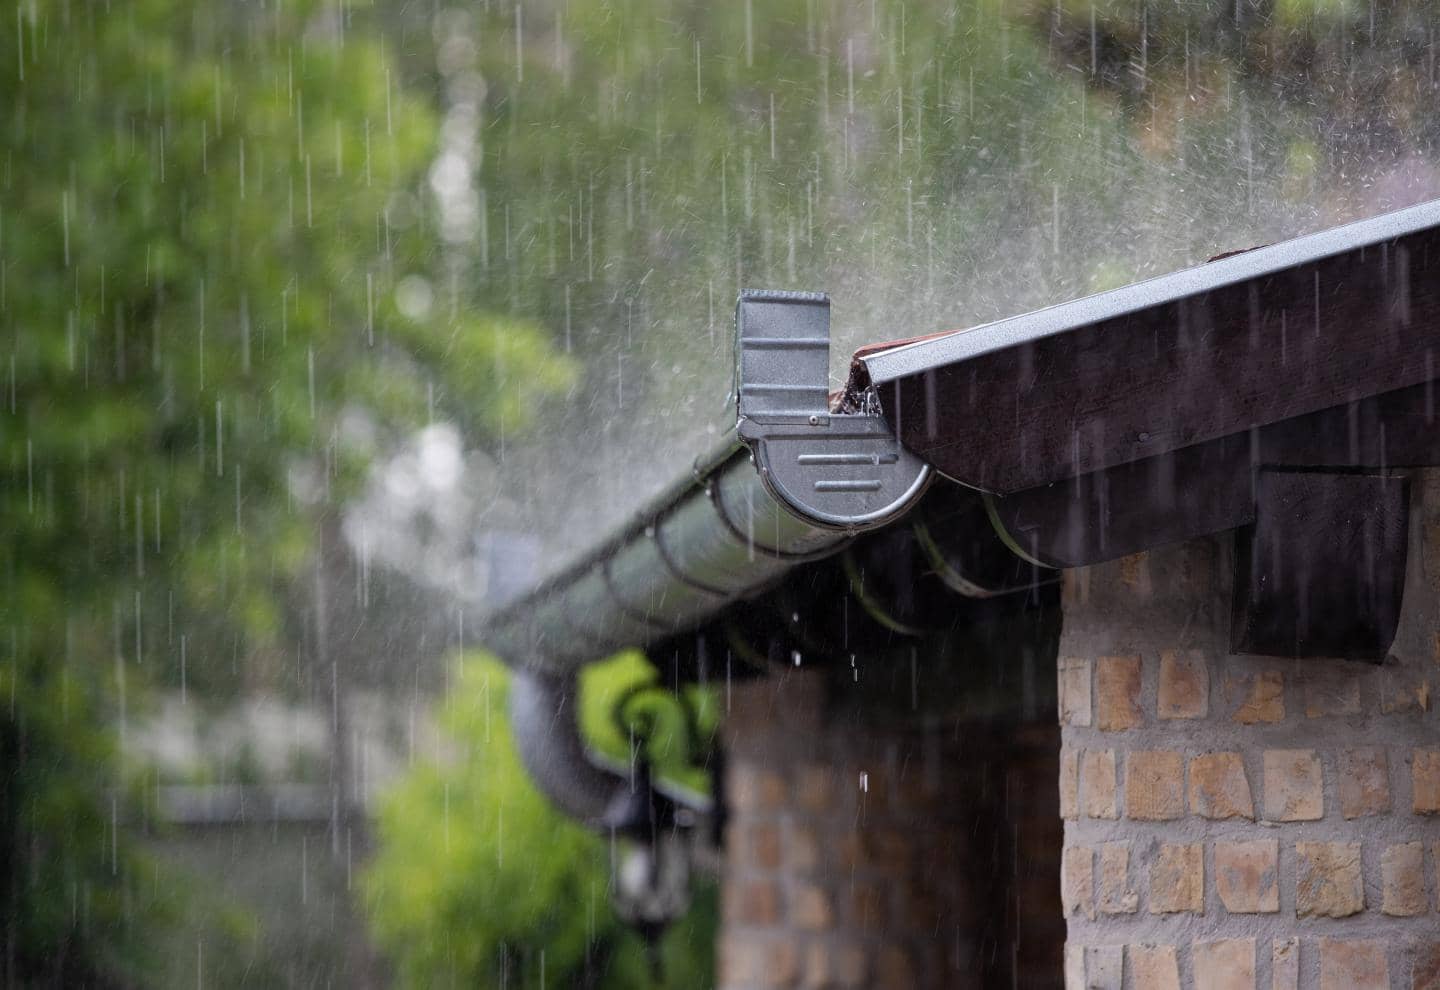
left=507, top=668, right=652, bottom=833
left=491, top=291, right=934, bottom=833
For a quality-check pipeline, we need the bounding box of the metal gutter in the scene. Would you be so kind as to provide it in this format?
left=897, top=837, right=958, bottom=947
left=484, top=291, right=931, bottom=673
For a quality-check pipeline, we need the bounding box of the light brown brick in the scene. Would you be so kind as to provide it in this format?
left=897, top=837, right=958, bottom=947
left=1304, top=667, right=1362, bottom=718
left=847, top=881, right=884, bottom=931
left=1149, top=843, right=1203, bottom=914
left=1272, top=938, right=1299, bottom=990
left=1214, top=840, right=1279, bottom=914
left=726, top=879, right=782, bottom=926
left=1082, top=749, right=1118, bottom=820
left=1058, top=656, right=1092, bottom=727
left=1415, top=749, right=1440, bottom=814
left=721, top=935, right=799, bottom=988
left=1062, top=846, right=1094, bottom=920
left=1128, top=944, right=1180, bottom=990
left=1319, top=939, right=1388, bottom=990
left=787, top=823, right=822, bottom=874
left=792, top=883, right=834, bottom=931
left=1339, top=747, right=1391, bottom=819
left=1263, top=750, right=1324, bottom=822
left=1060, top=747, right=1080, bottom=820
left=718, top=934, right=746, bottom=986
left=1190, top=752, right=1255, bottom=820
left=1096, top=655, right=1143, bottom=731
left=1064, top=943, right=1084, bottom=990
left=746, top=823, right=783, bottom=870
left=1097, top=843, right=1138, bottom=914
left=1414, top=942, right=1440, bottom=990
left=1192, top=938, right=1256, bottom=990
left=795, top=764, right=835, bottom=812
left=1126, top=750, right=1185, bottom=820
left=1118, top=551, right=1153, bottom=595
left=1084, top=945, right=1123, bottom=990
left=834, top=946, right=867, bottom=990
left=1158, top=649, right=1208, bottom=719
left=803, top=941, right=866, bottom=989
left=1228, top=668, right=1285, bottom=724
left=729, top=765, right=788, bottom=811
left=1381, top=842, right=1426, bottom=916
left=1379, top=663, right=1430, bottom=714
left=1296, top=841, right=1364, bottom=918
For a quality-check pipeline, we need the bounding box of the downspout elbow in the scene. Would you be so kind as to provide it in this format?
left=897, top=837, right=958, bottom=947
left=508, top=667, right=651, bottom=834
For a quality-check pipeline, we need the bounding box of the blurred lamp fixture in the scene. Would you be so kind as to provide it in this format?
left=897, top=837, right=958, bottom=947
left=613, top=830, right=694, bottom=946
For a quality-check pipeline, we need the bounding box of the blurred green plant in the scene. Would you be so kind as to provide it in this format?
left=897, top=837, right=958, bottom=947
left=1, top=0, right=573, bottom=981
left=364, top=652, right=718, bottom=989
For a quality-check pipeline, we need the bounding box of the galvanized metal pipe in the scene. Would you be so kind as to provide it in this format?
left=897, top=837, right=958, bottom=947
left=486, top=440, right=852, bottom=670
left=507, top=668, right=640, bottom=829
left=484, top=292, right=933, bottom=673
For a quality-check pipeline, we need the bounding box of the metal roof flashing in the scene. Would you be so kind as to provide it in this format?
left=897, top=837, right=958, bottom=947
left=864, top=198, right=1440, bottom=495
left=857, top=198, right=1440, bottom=388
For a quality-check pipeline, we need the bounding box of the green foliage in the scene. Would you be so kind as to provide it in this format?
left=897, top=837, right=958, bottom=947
left=0, top=0, right=573, bottom=980
left=2, top=0, right=572, bottom=696
left=580, top=652, right=720, bottom=795
left=364, top=653, right=717, bottom=989
left=1273, top=0, right=1359, bottom=28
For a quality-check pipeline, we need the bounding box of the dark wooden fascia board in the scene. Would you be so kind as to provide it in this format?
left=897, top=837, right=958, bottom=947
left=987, top=380, right=1440, bottom=570
left=865, top=204, right=1440, bottom=495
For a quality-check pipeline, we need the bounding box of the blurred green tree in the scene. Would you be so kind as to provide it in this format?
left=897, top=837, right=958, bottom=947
left=0, top=0, right=572, bottom=981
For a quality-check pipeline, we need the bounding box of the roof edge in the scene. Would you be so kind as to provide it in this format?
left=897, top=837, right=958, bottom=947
left=859, top=198, right=1440, bottom=384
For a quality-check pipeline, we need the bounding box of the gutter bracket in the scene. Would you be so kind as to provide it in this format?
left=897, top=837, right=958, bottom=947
left=734, top=290, right=930, bottom=529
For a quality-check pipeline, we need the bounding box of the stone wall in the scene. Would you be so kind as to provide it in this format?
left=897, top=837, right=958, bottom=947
left=1058, top=471, right=1440, bottom=989
left=717, top=669, right=1062, bottom=989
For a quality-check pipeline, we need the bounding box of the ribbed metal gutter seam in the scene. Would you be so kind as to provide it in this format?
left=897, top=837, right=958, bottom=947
left=484, top=291, right=932, bottom=674
left=485, top=433, right=847, bottom=670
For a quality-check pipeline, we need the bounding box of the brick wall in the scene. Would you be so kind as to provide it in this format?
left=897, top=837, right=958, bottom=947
left=1058, top=470, right=1440, bottom=989
left=718, top=669, right=1063, bottom=989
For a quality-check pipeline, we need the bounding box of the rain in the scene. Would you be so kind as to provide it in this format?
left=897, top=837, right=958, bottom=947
left=5, top=0, right=1440, bottom=987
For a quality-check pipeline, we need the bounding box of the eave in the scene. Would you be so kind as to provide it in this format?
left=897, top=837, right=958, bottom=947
left=487, top=200, right=1440, bottom=677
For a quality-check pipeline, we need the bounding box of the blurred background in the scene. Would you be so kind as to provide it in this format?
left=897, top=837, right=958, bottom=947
left=5, top=0, right=1440, bottom=985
